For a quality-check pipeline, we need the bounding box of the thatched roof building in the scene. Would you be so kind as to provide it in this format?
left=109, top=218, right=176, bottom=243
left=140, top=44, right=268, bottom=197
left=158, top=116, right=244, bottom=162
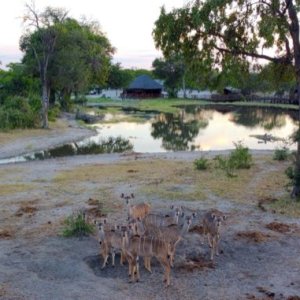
left=123, top=75, right=162, bottom=99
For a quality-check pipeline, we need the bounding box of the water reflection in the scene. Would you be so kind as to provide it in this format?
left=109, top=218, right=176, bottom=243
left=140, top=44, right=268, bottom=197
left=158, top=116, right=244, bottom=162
left=0, top=137, right=133, bottom=164
left=93, top=106, right=298, bottom=152
left=151, top=112, right=208, bottom=151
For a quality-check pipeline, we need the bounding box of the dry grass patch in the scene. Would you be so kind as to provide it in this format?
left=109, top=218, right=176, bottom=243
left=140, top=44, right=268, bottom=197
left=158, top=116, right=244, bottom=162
left=268, top=198, right=300, bottom=217
left=51, top=157, right=291, bottom=206
left=0, top=228, right=14, bottom=239
left=0, top=119, right=68, bottom=145
left=236, top=231, right=272, bottom=243
left=0, top=183, right=36, bottom=196
left=265, top=222, right=294, bottom=233
left=15, top=205, right=38, bottom=217
left=177, top=255, right=215, bottom=272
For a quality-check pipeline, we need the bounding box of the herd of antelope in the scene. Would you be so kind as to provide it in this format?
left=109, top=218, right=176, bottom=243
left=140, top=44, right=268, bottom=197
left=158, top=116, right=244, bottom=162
left=92, top=193, right=227, bottom=287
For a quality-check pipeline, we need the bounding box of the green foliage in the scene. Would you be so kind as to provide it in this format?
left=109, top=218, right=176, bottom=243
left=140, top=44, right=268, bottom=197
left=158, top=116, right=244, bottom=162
left=229, top=141, right=252, bottom=169
left=273, top=147, right=290, bottom=161
left=0, top=96, right=40, bottom=130
left=194, top=156, right=210, bottom=170
left=48, top=105, right=61, bottom=122
left=0, top=63, right=39, bottom=103
left=214, top=142, right=252, bottom=177
left=153, top=1, right=299, bottom=92
left=77, top=137, right=133, bottom=154
left=152, top=55, right=185, bottom=97
left=62, top=211, right=94, bottom=237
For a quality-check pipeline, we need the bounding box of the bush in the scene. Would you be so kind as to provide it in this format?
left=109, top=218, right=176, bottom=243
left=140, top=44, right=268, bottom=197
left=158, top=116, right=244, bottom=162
left=215, top=142, right=252, bottom=177
left=273, top=147, right=290, bottom=161
left=0, top=96, right=40, bottom=129
left=194, top=157, right=210, bottom=170
left=62, top=211, right=95, bottom=237
left=48, top=104, right=61, bottom=122
left=229, top=141, right=252, bottom=169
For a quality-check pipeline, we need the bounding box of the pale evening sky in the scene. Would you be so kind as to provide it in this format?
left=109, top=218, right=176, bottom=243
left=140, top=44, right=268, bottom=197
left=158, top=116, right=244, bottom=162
left=0, top=0, right=185, bottom=69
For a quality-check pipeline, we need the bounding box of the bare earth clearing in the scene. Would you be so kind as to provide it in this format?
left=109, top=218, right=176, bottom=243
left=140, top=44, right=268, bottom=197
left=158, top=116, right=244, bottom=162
left=0, top=117, right=300, bottom=300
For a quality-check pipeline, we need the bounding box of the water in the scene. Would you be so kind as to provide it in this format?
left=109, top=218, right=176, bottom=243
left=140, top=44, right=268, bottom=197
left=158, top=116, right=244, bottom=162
left=93, top=105, right=298, bottom=152
left=1, top=105, right=298, bottom=164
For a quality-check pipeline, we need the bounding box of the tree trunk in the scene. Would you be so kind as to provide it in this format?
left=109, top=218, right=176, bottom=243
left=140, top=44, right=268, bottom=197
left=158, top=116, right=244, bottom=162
left=42, top=81, right=49, bottom=129
left=291, top=80, right=300, bottom=198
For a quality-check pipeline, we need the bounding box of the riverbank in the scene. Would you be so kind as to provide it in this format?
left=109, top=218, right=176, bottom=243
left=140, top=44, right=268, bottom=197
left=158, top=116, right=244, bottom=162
left=0, top=113, right=96, bottom=159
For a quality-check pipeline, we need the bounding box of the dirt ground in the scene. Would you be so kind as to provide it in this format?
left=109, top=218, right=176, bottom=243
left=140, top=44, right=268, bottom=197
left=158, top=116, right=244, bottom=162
left=0, top=117, right=300, bottom=300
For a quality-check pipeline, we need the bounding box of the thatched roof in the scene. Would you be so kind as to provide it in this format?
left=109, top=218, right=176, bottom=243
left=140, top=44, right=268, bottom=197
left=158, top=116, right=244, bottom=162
left=127, top=75, right=162, bottom=90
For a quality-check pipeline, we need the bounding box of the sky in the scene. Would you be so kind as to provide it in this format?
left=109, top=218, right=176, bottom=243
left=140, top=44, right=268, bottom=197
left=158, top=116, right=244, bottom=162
left=0, top=0, right=186, bottom=70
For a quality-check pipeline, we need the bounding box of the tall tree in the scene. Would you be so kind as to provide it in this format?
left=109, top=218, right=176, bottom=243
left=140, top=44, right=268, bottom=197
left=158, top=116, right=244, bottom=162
left=153, top=0, right=300, bottom=198
left=152, top=55, right=185, bottom=97
left=20, top=4, right=67, bottom=128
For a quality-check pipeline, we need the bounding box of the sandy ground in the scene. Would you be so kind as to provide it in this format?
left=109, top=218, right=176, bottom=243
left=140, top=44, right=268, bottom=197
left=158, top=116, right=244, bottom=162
left=0, top=116, right=300, bottom=300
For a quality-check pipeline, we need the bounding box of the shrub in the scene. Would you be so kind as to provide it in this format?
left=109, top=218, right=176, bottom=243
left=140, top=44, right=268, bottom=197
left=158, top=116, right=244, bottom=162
left=214, top=142, right=252, bottom=177
left=229, top=141, right=252, bottom=169
left=62, top=211, right=94, bottom=237
left=0, top=96, right=40, bottom=129
left=273, top=147, right=290, bottom=161
left=194, top=157, right=210, bottom=170
left=48, top=104, right=61, bottom=122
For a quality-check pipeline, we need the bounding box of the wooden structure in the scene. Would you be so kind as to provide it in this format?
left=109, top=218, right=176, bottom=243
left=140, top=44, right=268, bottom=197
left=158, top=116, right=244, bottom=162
left=123, top=75, right=162, bottom=99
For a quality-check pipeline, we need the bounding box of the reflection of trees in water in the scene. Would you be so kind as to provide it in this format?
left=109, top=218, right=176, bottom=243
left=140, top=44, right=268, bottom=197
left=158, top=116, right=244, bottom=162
left=230, top=107, right=290, bottom=130
left=151, top=111, right=208, bottom=151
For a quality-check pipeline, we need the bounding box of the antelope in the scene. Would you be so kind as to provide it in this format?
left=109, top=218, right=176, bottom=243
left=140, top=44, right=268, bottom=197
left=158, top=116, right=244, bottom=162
left=121, top=193, right=151, bottom=221
left=97, top=223, right=127, bottom=268
left=203, top=209, right=226, bottom=260
left=141, top=213, right=195, bottom=268
left=122, top=230, right=173, bottom=287
left=143, top=205, right=182, bottom=228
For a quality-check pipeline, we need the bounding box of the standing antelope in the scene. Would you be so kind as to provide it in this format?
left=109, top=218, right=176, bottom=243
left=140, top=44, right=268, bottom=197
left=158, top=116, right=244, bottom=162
left=97, top=223, right=127, bottom=268
left=121, top=193, right=151, bottom=221
left=203, top=209, right=226, bottom=260
left=143, top=205, right=182, bottom=228
left=122, top=230, right=173, bottom=286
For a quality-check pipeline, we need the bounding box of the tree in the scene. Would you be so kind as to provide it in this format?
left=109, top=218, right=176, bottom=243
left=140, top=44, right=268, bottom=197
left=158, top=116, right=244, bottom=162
left=20, top=4, right=68, bottom=128
left=153, top=0, right=300, bottom=198
left=47, top=18, right=114, bottom=110
left=152, top=55, right=185, bottom=97
left=21, top=5, right=114, bottom=114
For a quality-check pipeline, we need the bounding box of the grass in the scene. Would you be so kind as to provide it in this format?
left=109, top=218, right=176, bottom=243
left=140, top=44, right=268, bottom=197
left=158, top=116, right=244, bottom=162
left=0, top=183, right=36, bottom=196
left=52, top=157, right=289, bottom=205
left=0, top=118, right=69, bottom=146
left=62, top=211, right=95, bottom=237
left=87, top=97, right=299, bottom=114
left=269, top=198, right=300, bottom=217
left=87, top=98, right=210, bottom=114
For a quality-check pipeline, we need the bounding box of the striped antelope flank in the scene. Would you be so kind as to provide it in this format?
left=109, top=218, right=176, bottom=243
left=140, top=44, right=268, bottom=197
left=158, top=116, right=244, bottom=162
left=203, top=209, right=227, bottom=260
left=122, top=230, right=173, bottom=286
left=121, top=193, right=151, bottom=221
left=140, top=213, right=196, bottom=268
left=142, top=205, right=182, bottom=228
left=97, top=223, right=127, bottom=268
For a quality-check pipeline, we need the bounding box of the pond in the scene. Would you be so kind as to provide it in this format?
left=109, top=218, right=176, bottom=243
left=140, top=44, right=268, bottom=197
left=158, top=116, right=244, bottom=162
left=0, top=105, right=298, bottom=164
left=91, top=105, right=298, bottom=152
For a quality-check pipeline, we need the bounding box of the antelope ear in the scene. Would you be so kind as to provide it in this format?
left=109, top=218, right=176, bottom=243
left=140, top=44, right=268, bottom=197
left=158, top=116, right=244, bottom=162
left=181, top=212, right=185, bottom=217
left=223, top=215, right=226, bottom=221
left=93, top=219, right=97, bottom=225
left=116, top=225, right=120, bottom=230
left=211, top=213, right=216, bottom=219
left=131, top=193, right=135, bottom=198
left=192, top=212, right=197, bottom=218
left=170, top=205, right=174, bottom=209
left=121, top=193, right=124, bottom=198
left=103, top=219, right=107, bottom=224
